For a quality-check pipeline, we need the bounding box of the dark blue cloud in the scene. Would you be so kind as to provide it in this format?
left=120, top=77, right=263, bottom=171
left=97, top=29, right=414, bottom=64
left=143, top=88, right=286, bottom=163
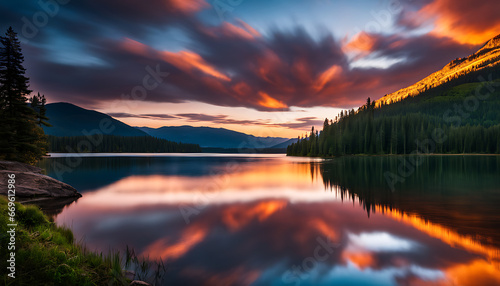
left=0, top=0, right=488, bottom=111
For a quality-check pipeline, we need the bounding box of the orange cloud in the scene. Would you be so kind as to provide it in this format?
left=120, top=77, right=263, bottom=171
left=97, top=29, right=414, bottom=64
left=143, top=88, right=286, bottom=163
left=341, top=250, right=375, bottom=269
left=223, top=200, right=287, bottom=231
left=310, top=218, right=338, bottom=241
left=343, top=32, right=377, bottom=54
left=376, top=205, right=500, bottom=261
left=162, top=50, right=231, bottom=81
left=142, top=225, right=208, bottom=260
left=121, top=38, right=150, bottom=55
left=236, top=19, right=261, bottom=38
left=314, top=65, right=342, bottom=91
left=167, top=0, right=209, bottom=13
left=232, top=82, right=252, bottom=96
left=202, top=19, right=261, bottom=41
left=257, top=92, right=288, bottom=109
left=253, top=51, right=294, bottom=93
left=255, top=51, right=285, bottom=84
left=419, top=0, right=500, bottom=45
left=220, top=21, right=261, bottom=40
left=445, top=259, right=500, bottom=286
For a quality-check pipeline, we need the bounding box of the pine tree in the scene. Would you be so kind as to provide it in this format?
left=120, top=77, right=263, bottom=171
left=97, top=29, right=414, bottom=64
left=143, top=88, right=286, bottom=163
left=30, top=92, right=51, bottom=127
left=0, top=27, right=47, bottom=164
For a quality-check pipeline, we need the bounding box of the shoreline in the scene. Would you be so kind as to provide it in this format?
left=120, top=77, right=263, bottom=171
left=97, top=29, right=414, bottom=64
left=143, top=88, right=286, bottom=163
left=0, top=160, right=81, bottom=198
left=287, top=153, right=500, bottom=159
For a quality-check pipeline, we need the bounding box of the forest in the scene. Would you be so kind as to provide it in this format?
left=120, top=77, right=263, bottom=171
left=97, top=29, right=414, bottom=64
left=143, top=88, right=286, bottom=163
left=48, top=135, right=201, bottom=153
left=287, top=77, right=500, bottom=157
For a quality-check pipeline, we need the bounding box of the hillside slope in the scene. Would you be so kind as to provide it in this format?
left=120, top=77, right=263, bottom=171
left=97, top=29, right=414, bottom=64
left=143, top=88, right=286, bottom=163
left=288, top=34, right=500, bottom=157
left=44, top=103, right=148, bottom=137
left=376, top=34, right=500, bottom=106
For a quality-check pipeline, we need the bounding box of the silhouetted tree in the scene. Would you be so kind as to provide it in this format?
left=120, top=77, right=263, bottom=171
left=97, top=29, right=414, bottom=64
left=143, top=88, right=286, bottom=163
left=30, top=92, right=51, bottom=127
left=0, top=27, right=47, bottom=164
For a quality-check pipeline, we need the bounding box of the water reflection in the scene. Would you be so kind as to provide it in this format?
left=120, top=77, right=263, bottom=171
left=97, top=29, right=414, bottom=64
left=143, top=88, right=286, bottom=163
left=319, top=155, right=500, bottom=248
left=38, top=155, right=500, bottom=285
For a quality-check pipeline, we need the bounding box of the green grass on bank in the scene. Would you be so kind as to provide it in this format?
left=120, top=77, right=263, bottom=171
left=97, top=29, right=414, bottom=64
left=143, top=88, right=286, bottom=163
left=0, top=196, right=130, bottom=286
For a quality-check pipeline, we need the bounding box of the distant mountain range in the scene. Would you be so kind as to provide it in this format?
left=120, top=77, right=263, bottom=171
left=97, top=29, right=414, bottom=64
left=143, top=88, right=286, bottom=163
left=269, top=138, right=298, bottom=149
left=44, top=103, right=293, bottom=149
left=137, top=126, right=291, bottom=149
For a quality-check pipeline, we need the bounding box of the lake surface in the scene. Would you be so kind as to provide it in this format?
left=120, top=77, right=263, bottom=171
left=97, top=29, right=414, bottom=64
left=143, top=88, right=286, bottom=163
left=38, top=154, right=500, bottom=286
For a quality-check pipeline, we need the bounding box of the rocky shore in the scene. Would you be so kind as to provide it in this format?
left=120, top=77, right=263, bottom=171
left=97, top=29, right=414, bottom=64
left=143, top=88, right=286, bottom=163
left=0, top=160, right=81, bottom=198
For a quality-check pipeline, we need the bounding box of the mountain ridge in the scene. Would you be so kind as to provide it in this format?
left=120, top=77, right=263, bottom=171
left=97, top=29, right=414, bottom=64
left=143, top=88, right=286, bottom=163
left=44, top=103, right=148, bottom=137
left=269, top=138, right=297, bottom=149
left=287, top=33, right=500, bottom=157
left=43, top=102, right=291, bottom=149
left=137, top=126, right=291, bottom=149
left=376, top=33, right=500, bottom=106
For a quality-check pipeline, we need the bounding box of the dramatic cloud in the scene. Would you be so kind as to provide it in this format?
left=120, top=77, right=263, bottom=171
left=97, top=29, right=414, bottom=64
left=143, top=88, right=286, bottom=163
left=278, top=117, right=325, bottom=129
left=0, top=0, right=496, bottom=114
left=110, top=111, right=265, bottom=125
left=417, top=0, right=500, bottom=45
left=342, top=32, right=477, bottom=96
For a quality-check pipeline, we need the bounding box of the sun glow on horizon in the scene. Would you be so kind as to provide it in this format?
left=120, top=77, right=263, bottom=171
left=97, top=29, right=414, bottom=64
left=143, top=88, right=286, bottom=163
left=95, top=100, right=343, bottom=138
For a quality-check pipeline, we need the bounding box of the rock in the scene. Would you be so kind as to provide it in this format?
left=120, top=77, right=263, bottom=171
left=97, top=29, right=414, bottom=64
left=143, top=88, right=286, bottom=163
left=0, top=160, right=81, bottom=198
left=129, top=281, right=151, bottom=286
left=0, top=160, right=43, bottom=173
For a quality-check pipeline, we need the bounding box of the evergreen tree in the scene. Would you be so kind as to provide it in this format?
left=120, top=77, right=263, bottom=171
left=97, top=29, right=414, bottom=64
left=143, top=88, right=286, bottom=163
left=47, top=135, right=201, bottom=153
left=0, top=27, right=47, bottom=164
left=30, top=92, right=51, bottom=127
left=287, top=110, right=500, bottom=157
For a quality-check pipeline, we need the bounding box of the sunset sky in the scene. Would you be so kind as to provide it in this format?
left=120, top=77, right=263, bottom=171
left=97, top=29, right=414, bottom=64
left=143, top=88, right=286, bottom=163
left=1, top=0, right=500, bottom=137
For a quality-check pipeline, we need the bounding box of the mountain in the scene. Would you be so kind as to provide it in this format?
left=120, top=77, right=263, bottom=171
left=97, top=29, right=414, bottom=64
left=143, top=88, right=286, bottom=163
left=270, top=138, right=297, bottom=149
left=44, top=103, right=148, bottom=137
left=138, top=126, right=290, bottom=149
left=43, top=102, right=290, bottom=150
left=376, top=34, right=500, bottom=106
left=288, top=34, right=500, bottom=157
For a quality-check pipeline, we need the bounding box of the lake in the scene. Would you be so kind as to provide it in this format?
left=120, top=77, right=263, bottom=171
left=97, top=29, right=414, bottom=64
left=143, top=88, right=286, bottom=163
left=38, top=154, right=500, bottom=286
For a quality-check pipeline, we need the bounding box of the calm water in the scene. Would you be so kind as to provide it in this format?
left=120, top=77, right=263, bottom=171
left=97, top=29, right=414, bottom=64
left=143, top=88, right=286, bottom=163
left=38, top=154, right=500, bottom=286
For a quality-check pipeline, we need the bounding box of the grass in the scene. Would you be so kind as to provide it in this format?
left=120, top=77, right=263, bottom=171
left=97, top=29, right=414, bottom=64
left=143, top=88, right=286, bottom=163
left=0, top=196, right=166, bottom=286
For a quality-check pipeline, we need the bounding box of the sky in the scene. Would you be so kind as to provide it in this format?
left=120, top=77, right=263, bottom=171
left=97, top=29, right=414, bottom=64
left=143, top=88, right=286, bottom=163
left=1, top=0, right=500, bottom=138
